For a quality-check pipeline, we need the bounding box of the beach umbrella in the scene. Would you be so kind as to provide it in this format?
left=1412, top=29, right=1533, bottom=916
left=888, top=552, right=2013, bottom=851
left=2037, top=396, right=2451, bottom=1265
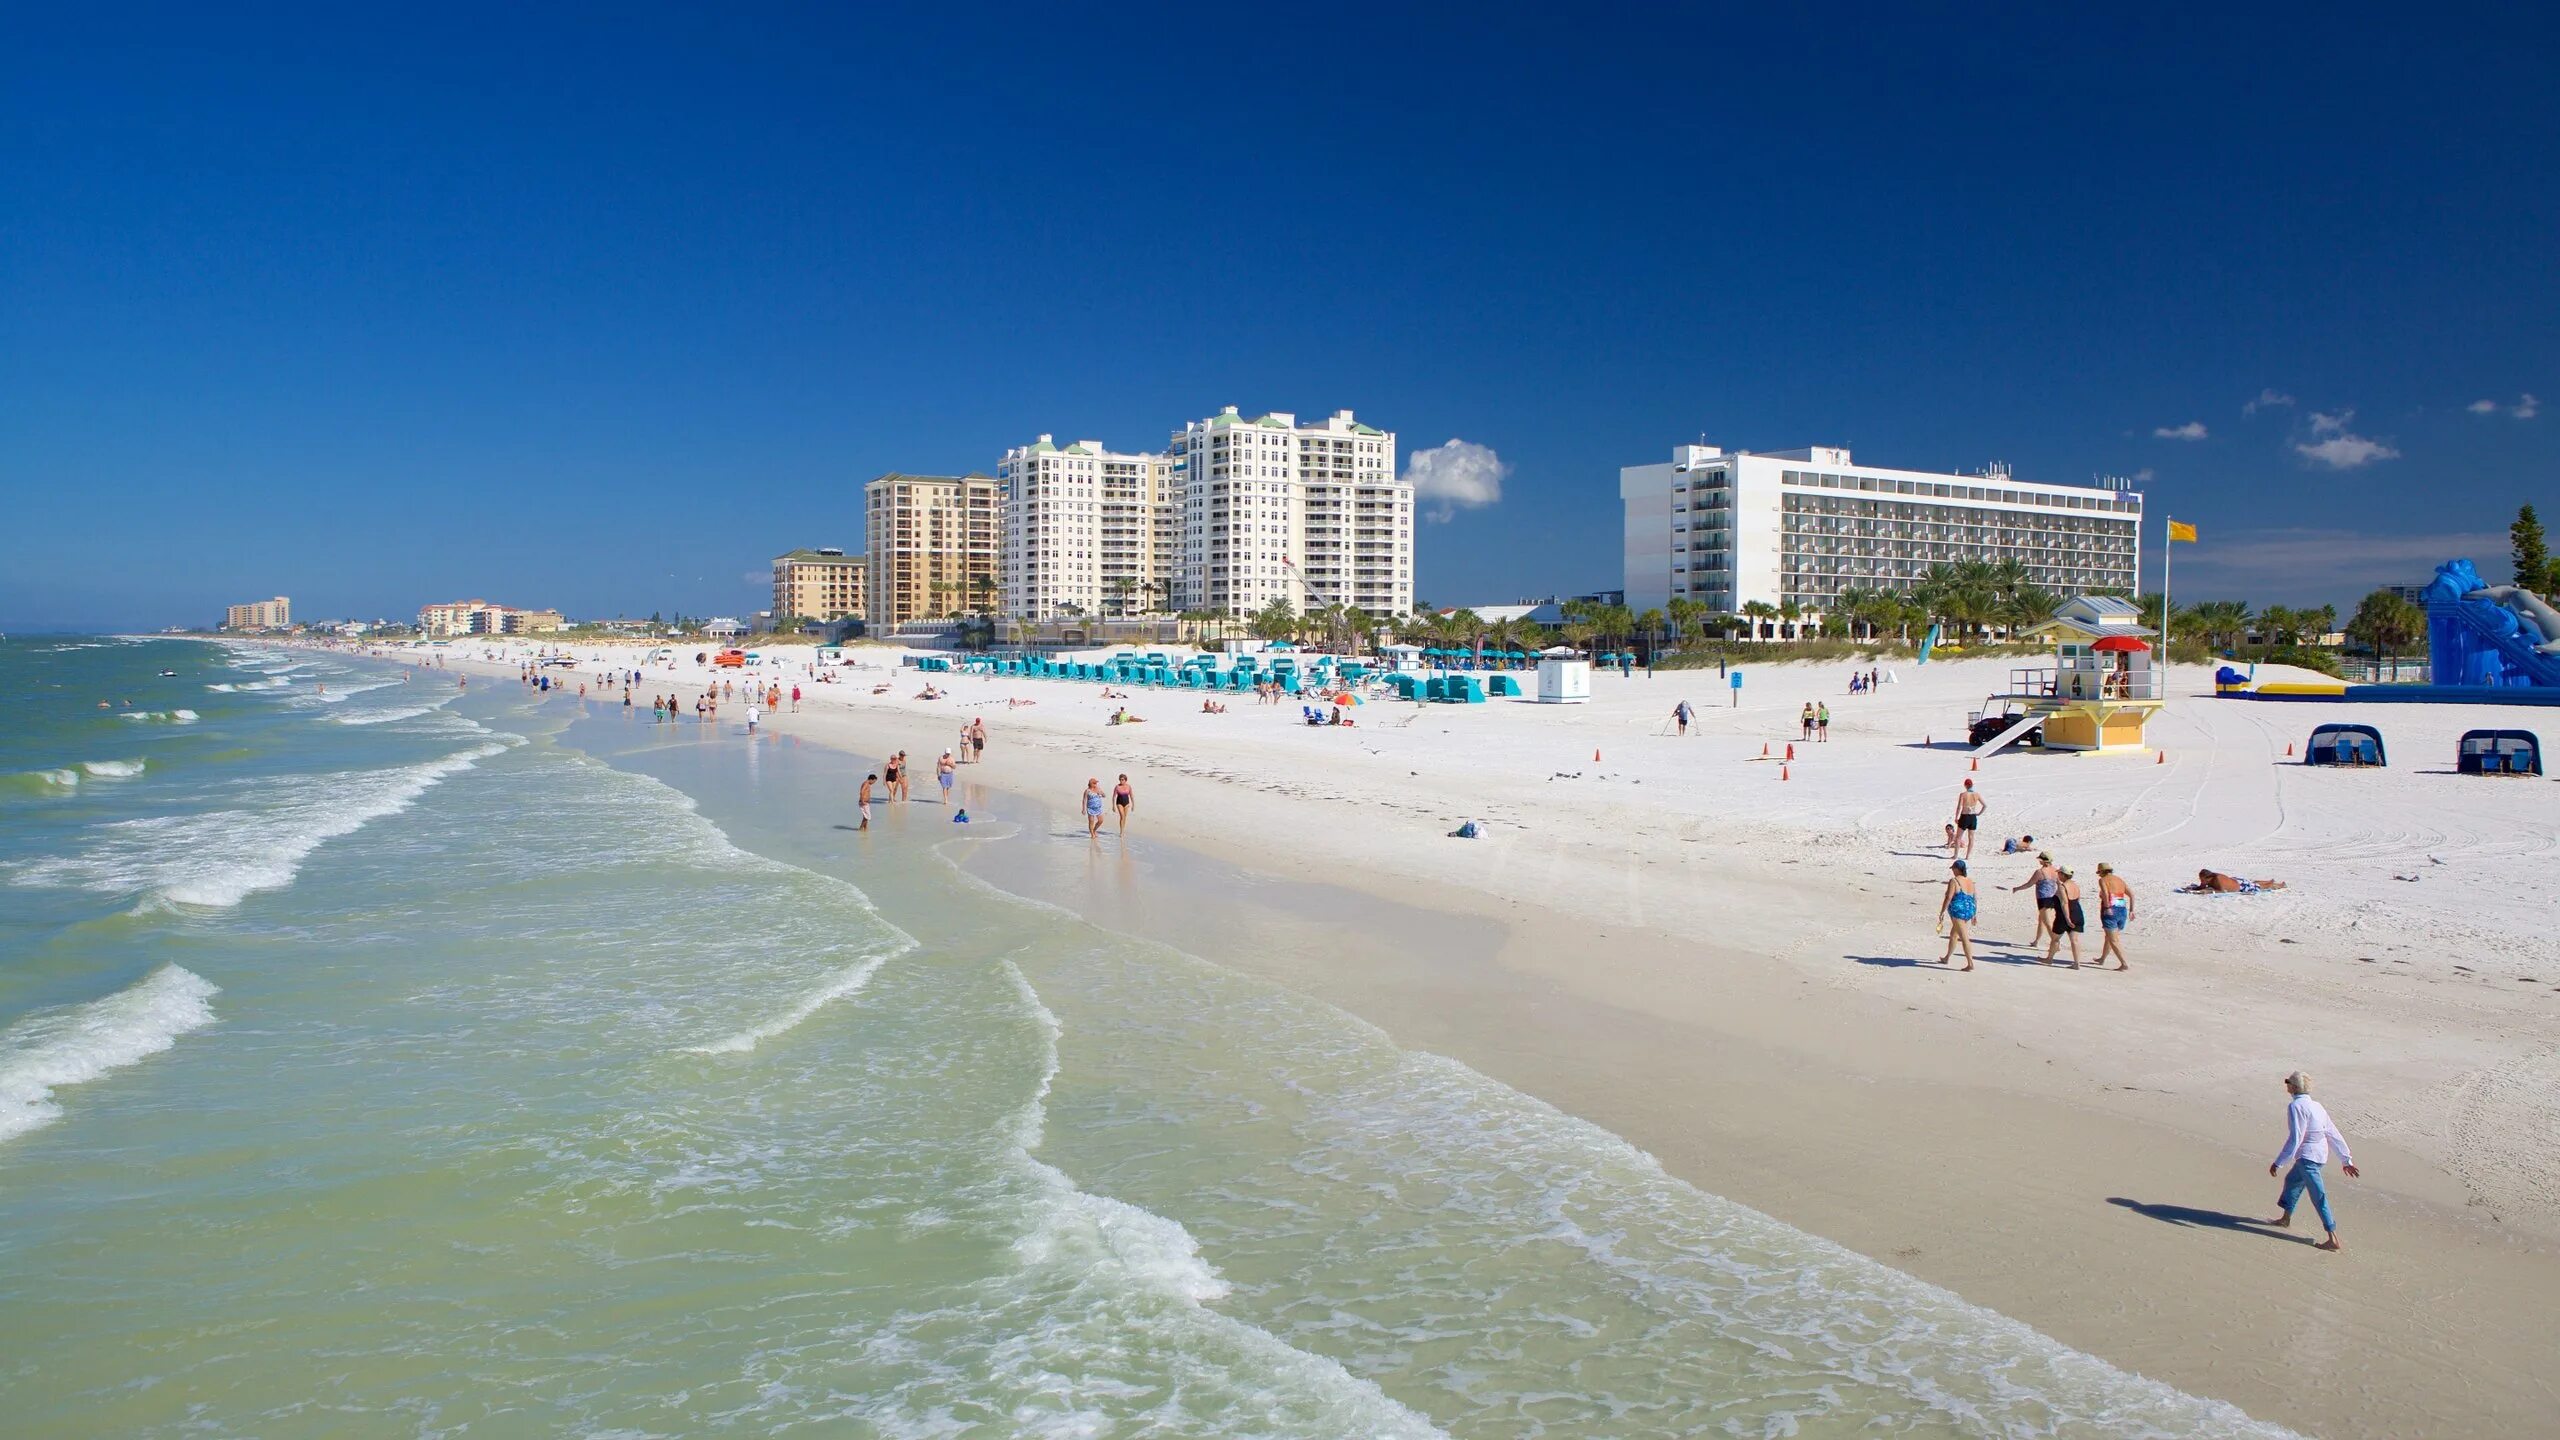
left=2091, top=636, right=2150, bottom=653
left=1332, top=692, right=1358, bottom=705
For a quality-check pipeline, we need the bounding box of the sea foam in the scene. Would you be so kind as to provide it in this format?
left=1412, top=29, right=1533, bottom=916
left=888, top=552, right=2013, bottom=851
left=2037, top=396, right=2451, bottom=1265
left=82, top=760, right=146, bottom=779
left=0, top=966, right=219, bottom=1144
left=9, top=741, right=512, bottom=910
left=686, top=944, right=908, bottom=1054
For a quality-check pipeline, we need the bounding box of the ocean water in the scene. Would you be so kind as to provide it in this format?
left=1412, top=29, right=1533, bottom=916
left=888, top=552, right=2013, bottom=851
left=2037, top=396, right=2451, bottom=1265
left=0, top=637, right=2299, bottom=1438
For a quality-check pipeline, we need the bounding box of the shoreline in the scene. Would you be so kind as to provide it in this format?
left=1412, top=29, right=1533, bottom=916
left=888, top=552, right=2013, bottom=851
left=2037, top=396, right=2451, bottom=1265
left=326, top=640, right=2559, bottom=1436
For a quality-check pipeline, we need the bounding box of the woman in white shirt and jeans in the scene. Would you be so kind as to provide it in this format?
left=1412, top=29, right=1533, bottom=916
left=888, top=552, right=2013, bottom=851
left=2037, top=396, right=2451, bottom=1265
left=2267, top=1070, right=2358, bottom=1251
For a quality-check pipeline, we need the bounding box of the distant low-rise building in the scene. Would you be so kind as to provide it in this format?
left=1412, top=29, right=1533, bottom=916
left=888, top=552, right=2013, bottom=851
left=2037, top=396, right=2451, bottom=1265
left=417, top=600, right=565, bottom=637
left=225, top=596, right=292, bottom=631
left=772, top=547, right=868, bottom=623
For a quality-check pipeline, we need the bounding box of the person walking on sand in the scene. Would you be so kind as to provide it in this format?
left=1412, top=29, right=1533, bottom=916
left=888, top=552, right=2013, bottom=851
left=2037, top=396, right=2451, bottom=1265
left=1083, top=777, right=1107, bottom=839
left=1800, top=702, right=1816, bottom=741
left=1672, top=700, right=1693, bottom=737
left=1937, top=860, right=1979, bottom=971
left=857, top=772, right=877, bottom=831
left=2266, top=1071, right=2358, bottom=1251
left=746, top=699, right=760, bottom=734
left=2011, top=851, right=2061, bottom=945
left=1816, top=702, right=1830, bottom=742
left=970, top=717, right=986, bottom=765
left=791, top=683, right=802, bottom=712
left=937, top=750, right=956, bottom=804
left=1952, top=779, right=1986, bottom=859
left=1112, top=773, right=1135, bottom=835
left=2041, top=867, right=2086, bottom=969
left=2095, top=863, right=2135, bottom=970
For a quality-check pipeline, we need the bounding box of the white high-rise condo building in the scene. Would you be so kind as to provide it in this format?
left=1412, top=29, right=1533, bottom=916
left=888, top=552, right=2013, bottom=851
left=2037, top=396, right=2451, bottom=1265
left=1621, top=445, right=2143, bottom=614
left=1169, top=407, right=1410, bottom=619
left=998, top=437, right=1180, bottom=622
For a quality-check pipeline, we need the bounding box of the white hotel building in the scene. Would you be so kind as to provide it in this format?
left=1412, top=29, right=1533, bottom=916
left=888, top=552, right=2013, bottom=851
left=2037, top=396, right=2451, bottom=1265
left=1168, top=406, right=1412, bottom=619
left=997, top=436, right=1180, bottom=621
left=1621, top=444, right=2143, bottom=615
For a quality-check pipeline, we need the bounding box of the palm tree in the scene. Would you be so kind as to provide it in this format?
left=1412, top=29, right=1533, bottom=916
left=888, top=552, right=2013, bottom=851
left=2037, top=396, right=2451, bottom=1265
left=970, top=574, right=1000, bottom=618
left=2178, top=600, right=2253, bottom=655
left=1739, top=600, right=1778, bottom=641
left=1777, top=600, right=1802, bottom=642
left=1633, top=607, right=1667, bottom=662
left=1664, top=597, right=1703, bottom=652
left=2345, top=590, right=2424, bottom=679
left=1105, top=576, right=1139, bottom=619
left=1249, top=598, right=1297, bottom=644
left=1999, top=585, right=2062, bottom=637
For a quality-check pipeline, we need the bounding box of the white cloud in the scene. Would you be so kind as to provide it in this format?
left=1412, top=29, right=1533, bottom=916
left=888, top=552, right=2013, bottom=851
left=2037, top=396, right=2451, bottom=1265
left=2308, top=409, right=2352, bottom=435
left=2295, top=436, right=2398, bottom=468
left=2473, top=393, right=2539, bottom=419
left=2468, top=398, right=2502, bottom=414
left=2133, top=468, right=2156, bottom=483
left=2520, top=393, right=2542, bottom=419
left=2153, top=420, right=2209, bottom=440
left=2243, top=388, right=2295, bottom=415
left=1403, top=438, right=1509, bottom=522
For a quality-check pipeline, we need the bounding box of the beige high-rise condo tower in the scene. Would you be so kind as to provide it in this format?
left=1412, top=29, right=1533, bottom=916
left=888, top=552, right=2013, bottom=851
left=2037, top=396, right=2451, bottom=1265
left=224, top=596, right=292, bottom=631
left=864, top=472, right=1001, bottom=627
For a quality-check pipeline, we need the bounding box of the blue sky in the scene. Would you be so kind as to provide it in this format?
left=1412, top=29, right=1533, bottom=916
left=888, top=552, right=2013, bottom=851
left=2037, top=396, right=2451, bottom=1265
left=3, top=4, right=2553, bottom=631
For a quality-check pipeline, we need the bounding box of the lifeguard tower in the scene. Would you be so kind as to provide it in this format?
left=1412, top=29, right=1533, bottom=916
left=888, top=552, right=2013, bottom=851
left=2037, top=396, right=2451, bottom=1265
left=1978, top=596, right=2166, bottom=754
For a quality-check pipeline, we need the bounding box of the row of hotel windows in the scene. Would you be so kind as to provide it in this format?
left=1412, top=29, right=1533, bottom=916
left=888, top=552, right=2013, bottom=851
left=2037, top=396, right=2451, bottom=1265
left=1776, top=471, right=2140, bottom=512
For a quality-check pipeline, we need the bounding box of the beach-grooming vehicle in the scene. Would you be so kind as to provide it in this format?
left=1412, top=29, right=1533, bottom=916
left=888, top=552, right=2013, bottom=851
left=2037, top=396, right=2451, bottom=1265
left=712, top=650, right=747, bottom=668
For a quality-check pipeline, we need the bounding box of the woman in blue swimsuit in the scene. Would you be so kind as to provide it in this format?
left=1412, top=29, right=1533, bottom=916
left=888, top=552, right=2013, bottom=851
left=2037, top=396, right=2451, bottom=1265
left=1938, top=859, right=1979, bottom=972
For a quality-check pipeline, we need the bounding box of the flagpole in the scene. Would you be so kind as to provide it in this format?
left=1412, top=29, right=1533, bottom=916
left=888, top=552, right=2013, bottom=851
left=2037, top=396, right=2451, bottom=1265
left=2160, top=514, right=2173, bottom=688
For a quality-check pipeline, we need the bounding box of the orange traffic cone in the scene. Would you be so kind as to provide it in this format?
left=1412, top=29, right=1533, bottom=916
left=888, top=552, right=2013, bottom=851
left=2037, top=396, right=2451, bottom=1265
left=2286, top=742, right=2294, bottom=756
left=2156, top=750, right=2166, bottom=765
left=1781, top=764, right=1790, bottom=781
left=1970, top=756, right=1978, bottom=772
left=1785, top=743, right=1795, bottom=761
left=1761, top=741, right=1769, bottom=757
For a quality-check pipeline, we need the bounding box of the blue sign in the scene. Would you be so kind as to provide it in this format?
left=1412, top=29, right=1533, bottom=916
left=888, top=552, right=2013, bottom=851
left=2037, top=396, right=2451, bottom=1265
left=1729, top=671, right=1744, bottom=688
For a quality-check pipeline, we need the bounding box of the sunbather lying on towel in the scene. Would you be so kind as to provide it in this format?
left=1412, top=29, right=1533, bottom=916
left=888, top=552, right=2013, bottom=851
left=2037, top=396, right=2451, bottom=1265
left=2182, top=868, right=2288, bottom=894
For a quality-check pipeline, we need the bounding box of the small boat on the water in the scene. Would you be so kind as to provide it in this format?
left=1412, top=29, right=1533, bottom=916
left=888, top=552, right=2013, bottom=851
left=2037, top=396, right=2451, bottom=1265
left=159, top=669, right=179, bottom=677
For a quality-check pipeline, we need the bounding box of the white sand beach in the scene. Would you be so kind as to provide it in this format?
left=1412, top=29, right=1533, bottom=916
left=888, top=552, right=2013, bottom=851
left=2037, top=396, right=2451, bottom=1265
left=359, top=639, right=2560, bottom=1437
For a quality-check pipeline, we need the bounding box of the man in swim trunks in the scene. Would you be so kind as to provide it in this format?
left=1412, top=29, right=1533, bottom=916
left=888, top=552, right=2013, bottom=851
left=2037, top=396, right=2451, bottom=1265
left=857, top=772, right=876, bottom=830
left=2094, top=863, right=2134, bottom=970
left=1952, top=779, right=1986, bottom=859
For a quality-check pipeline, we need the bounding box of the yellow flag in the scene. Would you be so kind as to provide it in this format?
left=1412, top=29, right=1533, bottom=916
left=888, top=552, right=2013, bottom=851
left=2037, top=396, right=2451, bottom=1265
left=2167, top=520, right=2198, bottom=543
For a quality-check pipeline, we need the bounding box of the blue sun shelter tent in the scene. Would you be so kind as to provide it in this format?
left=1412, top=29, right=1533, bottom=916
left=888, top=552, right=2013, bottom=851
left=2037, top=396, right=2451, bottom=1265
left=2457, top=729, right=2542, bottom=776
left=2305, top=723, right=2386, bottom=767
